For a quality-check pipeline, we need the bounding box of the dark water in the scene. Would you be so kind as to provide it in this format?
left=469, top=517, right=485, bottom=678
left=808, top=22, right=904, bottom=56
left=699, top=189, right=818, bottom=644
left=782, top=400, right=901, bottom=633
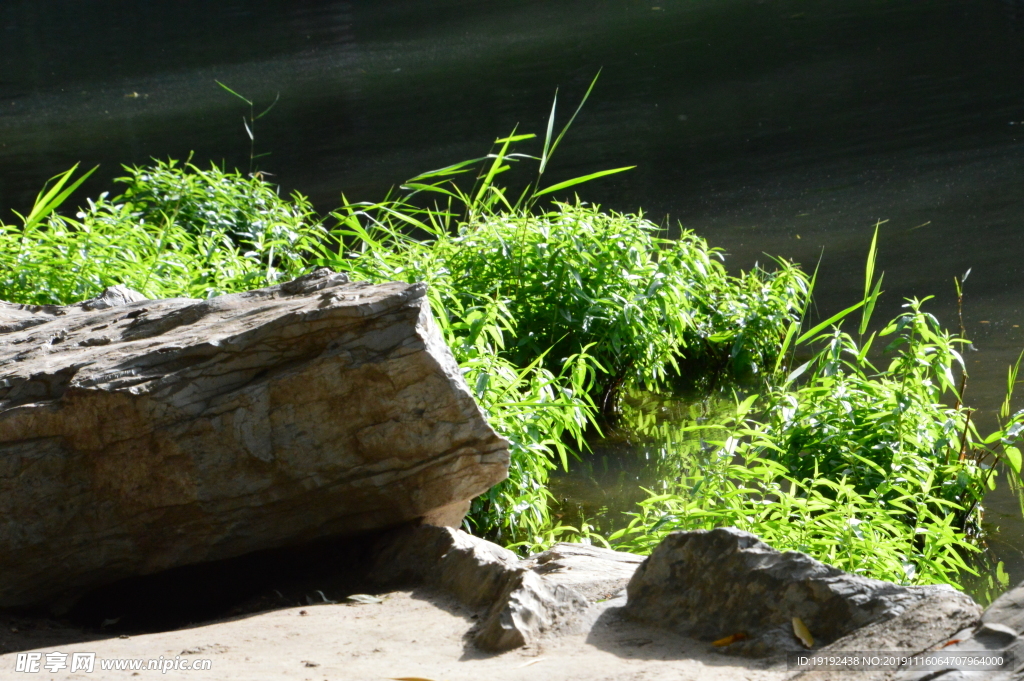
left=4, top=0, right=1024, bottom=592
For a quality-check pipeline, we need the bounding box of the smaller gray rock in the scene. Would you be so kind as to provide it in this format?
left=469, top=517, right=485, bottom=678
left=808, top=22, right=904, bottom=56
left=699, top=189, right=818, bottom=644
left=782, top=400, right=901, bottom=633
left=371, top=526, right=643, bottom=653
left=983, top=581, right=1024, bottom=634
left=474, top=569, right=589, bottom=652
left=886, top=580, right=1024, bottom=680
left=372, top=524, right=518, bottom=609
left=524, top=542, right=644, bottom=602
left=624, top=527, right=959, bottom=656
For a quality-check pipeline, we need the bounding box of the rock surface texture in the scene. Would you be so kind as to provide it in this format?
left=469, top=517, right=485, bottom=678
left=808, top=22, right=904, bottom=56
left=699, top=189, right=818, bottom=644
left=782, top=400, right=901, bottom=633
left=0, top=270, right=508, bottom=608
left=371, top=524, right=643, bottom=652
left=624, top=528, right=981, bottom=658
left=371, top=524, right=985, bottom=670
left=885, top=580, right=1024, bottom=680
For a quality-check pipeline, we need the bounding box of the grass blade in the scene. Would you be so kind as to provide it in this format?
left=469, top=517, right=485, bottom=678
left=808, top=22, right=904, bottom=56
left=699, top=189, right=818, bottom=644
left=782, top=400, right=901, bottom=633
left=21, top=164, right=97, bottom=231
left=255, top=92, right=280, bottom=120
left=539, top=90, right=558, bottom=175
left=795, top=299, right=867, bottom=345
left=859, top=221, right=883, bottom=336
left=545, top=69, right=601, bottom=166
left=533, top=166, right=635, bottom=198
left=215, top=80, right=252, bottom=105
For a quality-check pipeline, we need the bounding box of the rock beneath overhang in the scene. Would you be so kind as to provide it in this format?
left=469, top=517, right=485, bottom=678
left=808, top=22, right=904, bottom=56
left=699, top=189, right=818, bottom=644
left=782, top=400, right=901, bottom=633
left=0, top=269, right=509, bottom=609
left=370, top=525, right=644, bottom=652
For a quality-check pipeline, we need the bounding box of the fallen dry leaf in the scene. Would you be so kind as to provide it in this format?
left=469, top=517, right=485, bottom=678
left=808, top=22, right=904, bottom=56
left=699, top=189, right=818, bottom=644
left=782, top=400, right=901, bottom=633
left=711, top=633, right=748, bottom=647
left=792, top=617, right=814, bottom=648
left=940, top=639, right=962, bottom=648
left=346, top=593, right=384, bottom=605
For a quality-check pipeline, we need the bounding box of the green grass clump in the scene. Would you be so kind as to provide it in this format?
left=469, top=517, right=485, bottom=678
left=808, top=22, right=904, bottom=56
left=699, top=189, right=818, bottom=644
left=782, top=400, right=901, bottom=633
left=319, top=197, right=808, bottom=544
left=761, top=300, right=985, bottom=515
left=325, top=174, right=807, bottom=408
left=314, top=130, right=808, bottom=544
left=609, top=312, right=991, bottom=585
left=608, top=235, right=1024, bottom=587
left=0, top=162, right=324, bottom=304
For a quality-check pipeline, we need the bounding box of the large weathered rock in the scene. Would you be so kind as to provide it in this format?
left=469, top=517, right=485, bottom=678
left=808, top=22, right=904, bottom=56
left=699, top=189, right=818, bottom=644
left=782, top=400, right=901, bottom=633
left=0, top=269, right=508, bottom=608
left=624, top=528, right=981, bottom=658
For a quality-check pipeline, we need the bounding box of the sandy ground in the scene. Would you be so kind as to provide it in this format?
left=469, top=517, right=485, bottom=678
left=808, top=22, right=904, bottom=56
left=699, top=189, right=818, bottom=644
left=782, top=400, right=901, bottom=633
left=0, top=589, right=790, bottom=681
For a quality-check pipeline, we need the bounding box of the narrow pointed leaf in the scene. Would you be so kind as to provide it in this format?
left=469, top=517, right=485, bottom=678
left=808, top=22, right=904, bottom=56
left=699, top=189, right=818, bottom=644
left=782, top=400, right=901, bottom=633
left=216, top=80, right=251, bottom=105
left=539, top=90, right=558, bottom=175
left=533, top=166, right=635, bottom=197
left=796, top=299, right=867, bottom=345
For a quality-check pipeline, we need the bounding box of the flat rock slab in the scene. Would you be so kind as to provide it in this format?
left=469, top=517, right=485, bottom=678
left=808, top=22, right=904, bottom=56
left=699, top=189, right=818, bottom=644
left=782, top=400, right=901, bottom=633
left=0, top=590, right=793, bottom=681
left=0, top=269, right=508, bottom=608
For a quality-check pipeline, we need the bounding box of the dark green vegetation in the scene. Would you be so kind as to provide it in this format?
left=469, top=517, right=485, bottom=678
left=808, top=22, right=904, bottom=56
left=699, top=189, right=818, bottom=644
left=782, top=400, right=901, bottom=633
left=3, top=131, right=1021, bottom=591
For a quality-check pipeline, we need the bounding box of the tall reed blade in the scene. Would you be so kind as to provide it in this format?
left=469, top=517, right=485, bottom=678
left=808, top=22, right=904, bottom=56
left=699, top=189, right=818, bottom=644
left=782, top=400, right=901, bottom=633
left=859, top=220, right=885, bottom=337
left=14, top=164, right=97, bottom=232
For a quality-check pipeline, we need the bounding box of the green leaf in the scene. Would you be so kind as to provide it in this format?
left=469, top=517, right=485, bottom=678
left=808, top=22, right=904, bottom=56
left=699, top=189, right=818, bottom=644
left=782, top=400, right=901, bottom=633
left=1005, top=445, right=1022, bottom=476
left=543, top=69, right=602, bottom=172
left=795, top=299, right=867, bottom=345
left=19, top=164, right=98, bottom=231
left=255, top=92, right=281, bottom=120
left=539, top=90, right=558, bottom=175
left=533, top=166, right=636, bottom=198
left=215, top=80, right=252, bottom=105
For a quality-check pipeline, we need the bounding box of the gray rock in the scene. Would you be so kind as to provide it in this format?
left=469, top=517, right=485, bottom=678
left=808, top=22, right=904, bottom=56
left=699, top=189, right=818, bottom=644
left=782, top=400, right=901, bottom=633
left=474, top=568, right=590, bottom=651
left=624, top=527, right=976, bottom=657
left=371, top=525, right=643, bottom=652
left=524, top=542, right=645, bottom=602
left=791, top=585, right=981, bottom=680
left=0, top=269, right=508, bottom=608
left=886, top=580, right=1024, bottom=680
left=474, top=542, right=645, bottom=651
left=372, top=524, right=519, bottom=609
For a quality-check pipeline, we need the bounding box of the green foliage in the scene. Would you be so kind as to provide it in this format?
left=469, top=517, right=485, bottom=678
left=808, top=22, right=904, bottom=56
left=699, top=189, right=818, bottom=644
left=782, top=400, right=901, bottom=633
left=761, top=301, right=986, bottom=525
left=3, top=95, right=1021, bottom=587
left=317, top=155, right=807, bottom=547
left=309, top=95, right=808, bottom=544
left=326, top=173, right=807, bottom=407
left=0, top=162, right=324, bottom=304
left=610, top=437, right=979, bottom=584
left=608, top=235, right=1024, bottom=589
left=433, top=295, right=600, bottom=548
left=609, top=310, right=991, bottom=586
